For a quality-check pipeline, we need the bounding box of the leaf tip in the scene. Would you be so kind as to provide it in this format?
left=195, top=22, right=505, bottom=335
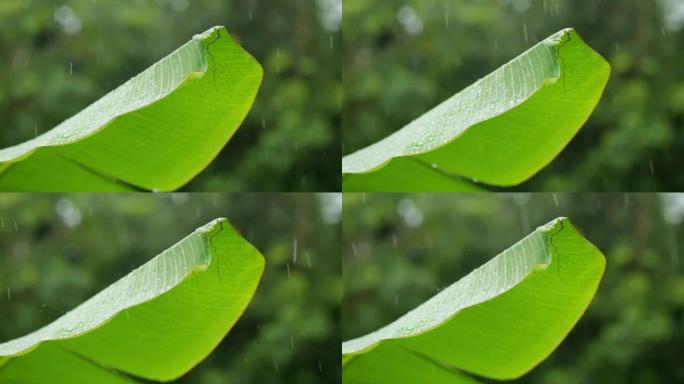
left=536, top=216, right=568, bottom=234
left=192, top=25, right=227, bottom=42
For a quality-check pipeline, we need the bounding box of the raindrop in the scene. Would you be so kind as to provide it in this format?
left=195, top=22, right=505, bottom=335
left=13, top=221, right=18, bottom=232
left=290, top=336, right=295, bottom=350
left=623, top=194, right=631, bottom=211
left=649, top=160, right=654, bottom=174
left=286, top=263, right=291, bottom=278
left=318, top=360, right=323, bottom=372
left=523, top=23, right=529, bottom=43
left=552, top=193, right=559, bottom=207
left=305, top=251, right=312, bottom=268
left=362, top=193, right=366, bottom=204
left=70, top=61, right=73, bottom=75
left=292, top=238, right=298, bottom=263
left=6, top=287, right=11, bottom=301
left=330, top=34, right=334, bottom=49
left=351, top=242, right=358, bottom=256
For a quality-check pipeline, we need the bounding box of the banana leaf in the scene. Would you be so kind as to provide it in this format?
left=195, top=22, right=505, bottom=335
left=0, top=26, right=262, bottom=192
left=343, top=218, right=605, bottom=383
left=343, top=29, right=610, bottom=192
left=0, top=218, right=264, bottom=383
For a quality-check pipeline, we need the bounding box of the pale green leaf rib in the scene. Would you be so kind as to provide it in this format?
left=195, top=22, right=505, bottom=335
left=0, top=26, right=263, bottom=192
left=0, top=218, right=265, bottom=383
left=342, top=157, right=484, bottom=192
left=342, top=28, right=610, bottom=191
left=343, top=218, right=606, bottom=383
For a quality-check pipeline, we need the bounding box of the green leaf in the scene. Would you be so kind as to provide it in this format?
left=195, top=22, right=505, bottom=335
left=0, top=218, right=265, bottom=383
left=0, top=26, right=262, bottom=192
left=342, top=29, right=610, bottom=191
left=342, top=218, right=605, bottom=383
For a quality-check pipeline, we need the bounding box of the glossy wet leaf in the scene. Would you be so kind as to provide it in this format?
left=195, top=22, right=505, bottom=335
left=343, top=29, right=610, bottom=192
left=343, top=218, right=605, bottom=383
left=0, top=26, right=262, bottom=192
left=0, top=218, right=265, bottom=383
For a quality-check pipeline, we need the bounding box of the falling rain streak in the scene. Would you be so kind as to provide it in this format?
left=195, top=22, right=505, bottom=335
left=293, top=238, right=298, bottom=263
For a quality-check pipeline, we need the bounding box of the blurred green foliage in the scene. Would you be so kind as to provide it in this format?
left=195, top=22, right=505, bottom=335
left=0, top=193, right=341, bottom=383
left=0, top=0, right=341, bottom=192
left=343, top=0, right=684, bottom=191
left=343, top=193, right=684, bottom=383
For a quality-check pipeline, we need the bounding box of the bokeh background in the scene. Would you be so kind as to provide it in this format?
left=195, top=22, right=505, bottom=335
left=0, top=0, right=341, bottom=192
left=343, top=193, right=684, bottom=383
left=0, top=193, right=341, bottom=384
left=343, top=0, right=684, bottom=191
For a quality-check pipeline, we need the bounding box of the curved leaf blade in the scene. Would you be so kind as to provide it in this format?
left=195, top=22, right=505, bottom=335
left=343, top=218, right=605, bottom=383
left=0, top=218, right=265, bottom=382
left=0, top=26, right=263, bottom=192
left=342, top=29, right=610, bottom=191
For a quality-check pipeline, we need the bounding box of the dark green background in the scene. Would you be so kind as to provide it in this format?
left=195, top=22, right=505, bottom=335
left=0, top=193, right=341, bottom=383
left=343, top=0, right=684, bottom=191
left=0, top=0, right=341, bottom=192
left=343, top=193, right=684, bottom=383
